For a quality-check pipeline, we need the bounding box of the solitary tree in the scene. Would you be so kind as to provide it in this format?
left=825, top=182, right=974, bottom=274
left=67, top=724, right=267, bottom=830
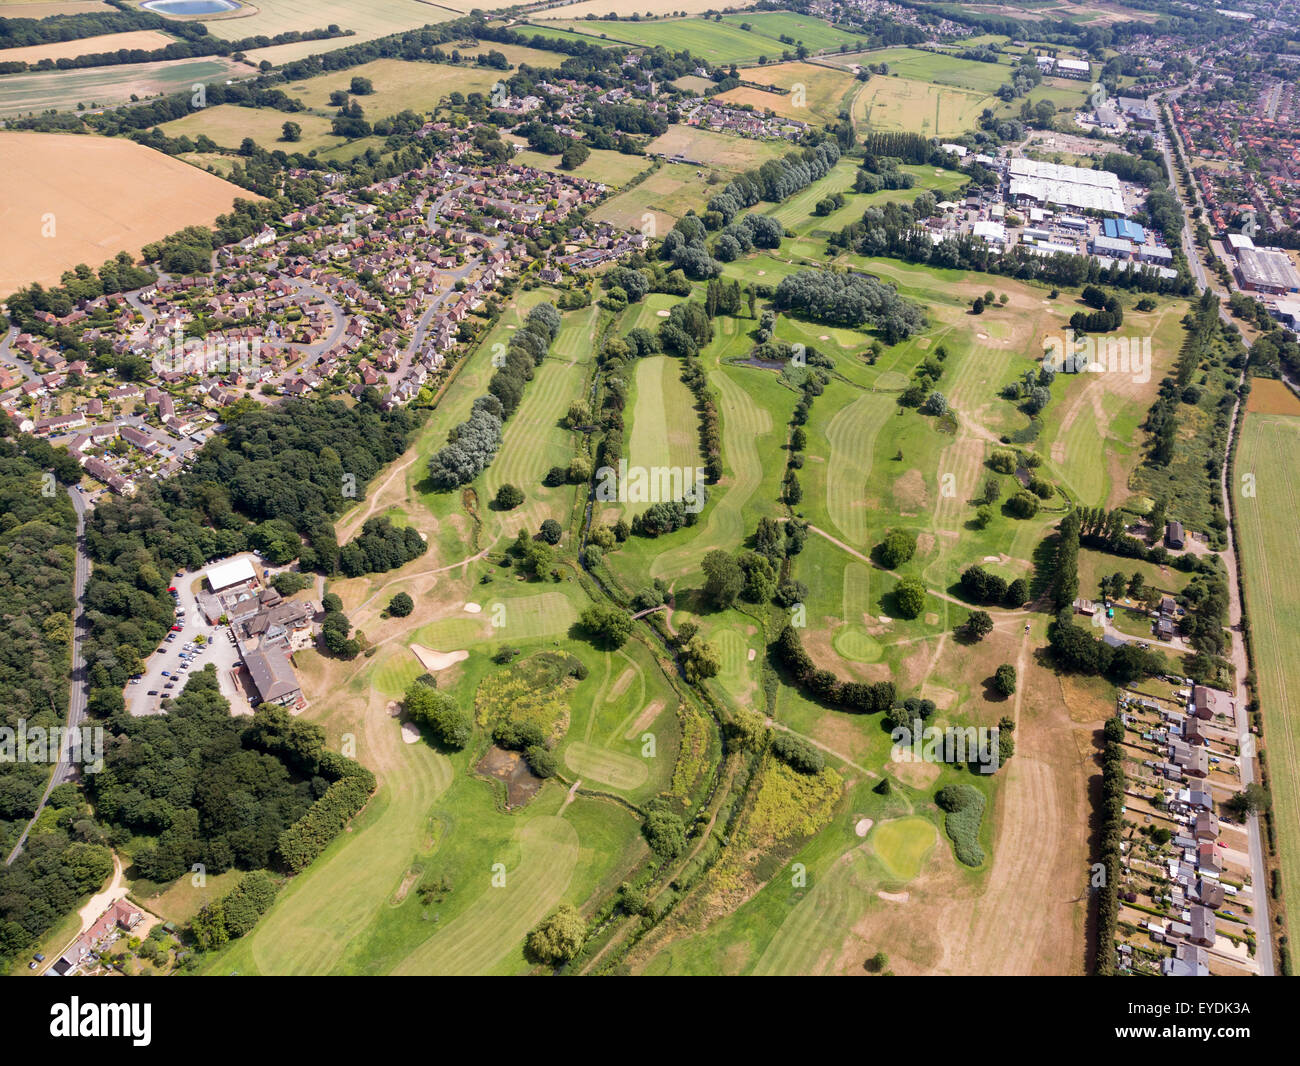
left=993, top=663, right=1017, bottom=696
left=893, top=577, right=926, bottom=619
left=525, top=904, right=586, bottom=965
left=494, top=483, right=524, bottom=510
left=876, top=529, right=917, bottom=569
left=387, top=592, right=414, bottom=617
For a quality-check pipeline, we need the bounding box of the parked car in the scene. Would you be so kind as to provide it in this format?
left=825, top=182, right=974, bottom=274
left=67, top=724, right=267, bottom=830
left=170, top=625, right=182, bottom=631
left=147, top=690, right=158, bottom=696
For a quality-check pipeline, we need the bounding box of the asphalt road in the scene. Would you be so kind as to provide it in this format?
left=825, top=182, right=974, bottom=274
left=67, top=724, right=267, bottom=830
left=4, top=486, right=90, bottom=866
left=1159, top=90, right=1274, bottom=973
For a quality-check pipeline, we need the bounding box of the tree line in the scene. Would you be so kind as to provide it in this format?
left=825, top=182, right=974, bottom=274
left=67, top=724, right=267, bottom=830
left=427, top=303, right=561, bottom=491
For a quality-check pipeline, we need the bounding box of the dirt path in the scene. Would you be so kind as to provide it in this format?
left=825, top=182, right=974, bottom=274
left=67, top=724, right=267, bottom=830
left=560, top=778, right=582, bottom=814
left=77, top=852, right=126, bottom=934
left=335, top=447, right=424, bottom=544
left=349, top=549, right=489, bottom=618
left=766, top=717, right=879, bottom=781
left=805, top=524, right=1035, bottom=616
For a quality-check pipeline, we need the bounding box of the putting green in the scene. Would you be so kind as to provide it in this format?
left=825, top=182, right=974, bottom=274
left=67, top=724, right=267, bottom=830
left=870, top=816, right=938, bottom=881
left=832, top=624, right=883, bottom=663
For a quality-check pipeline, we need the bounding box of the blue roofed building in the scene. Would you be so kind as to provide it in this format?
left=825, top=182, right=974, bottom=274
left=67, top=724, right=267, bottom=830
left=1104, top=218, right=1146, bottom=243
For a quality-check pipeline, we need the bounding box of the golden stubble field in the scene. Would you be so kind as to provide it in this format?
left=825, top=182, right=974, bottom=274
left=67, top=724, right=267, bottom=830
left=0, top=131, right=257, bottom=293
left=0, top=29, right=175, bottom=65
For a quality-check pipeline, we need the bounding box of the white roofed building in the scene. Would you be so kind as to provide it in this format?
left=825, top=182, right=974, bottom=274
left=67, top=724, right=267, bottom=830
left=205, top=556, right=258, bottom=592
left=1007, top=158, right=1125, bottom=215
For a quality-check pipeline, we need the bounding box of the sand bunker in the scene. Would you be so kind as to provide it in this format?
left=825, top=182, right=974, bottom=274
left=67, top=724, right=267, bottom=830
left=410, top=644, right=469, bottom=671
left=878, top=615, right=892, bottom=624
left=878, top=890, right=910, bottom=902
left=387, top=700, right=400, bottom=718
left=747, top=648, right=756, bottom=661
left=400, top=722, right=420, bottom=744
left=463, top=602, right=482, bottom=614
left=855, top=817, right=874, bottom=838
left=656, top=309, right=670, bottom=317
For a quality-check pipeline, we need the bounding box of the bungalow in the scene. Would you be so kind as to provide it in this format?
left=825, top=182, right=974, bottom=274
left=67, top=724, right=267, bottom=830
left=1166, top=520, right=1185, bottom=549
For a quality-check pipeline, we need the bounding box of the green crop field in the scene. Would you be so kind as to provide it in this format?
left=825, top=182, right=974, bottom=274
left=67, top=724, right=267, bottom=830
left=717, top=11, right=871, bottom=53
left=283, top=58, right=507, bottom=118
left=153, top=103, right=348, bottom=153
left=846, top=47, right=1016, bottom=93
left=513, top=22, right=622, bottom=48
left=1235, top=411, right=1300, bottom=952
left=538, top=17, right=782, bottom=63
left=0, top=56, right=248, bottom=117
left=509, top=146, right=651, bottom=187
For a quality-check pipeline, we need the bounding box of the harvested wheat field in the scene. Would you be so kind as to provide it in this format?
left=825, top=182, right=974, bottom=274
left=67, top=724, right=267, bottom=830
left=0, top=29, right=175, bottom=65
left=0, top=131, right=256, bottom=293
